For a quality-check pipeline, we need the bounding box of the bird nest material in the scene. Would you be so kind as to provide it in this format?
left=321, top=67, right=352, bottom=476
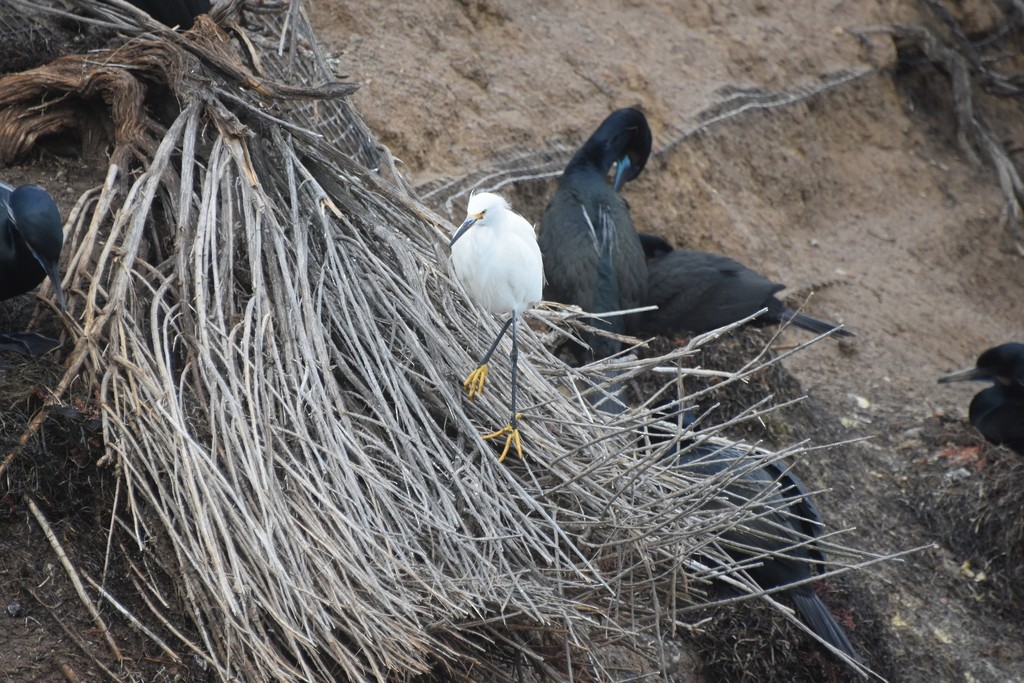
left=911, top=417, right=1024, bottom=611
left=0, top=1, right=888, bottom=680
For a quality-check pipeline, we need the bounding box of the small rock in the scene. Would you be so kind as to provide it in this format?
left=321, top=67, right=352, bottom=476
left=901, top=426, right=923, bottom=439
left=7, top=600, right=21, bottom=617
left=943, top=467, right=971, bottom=484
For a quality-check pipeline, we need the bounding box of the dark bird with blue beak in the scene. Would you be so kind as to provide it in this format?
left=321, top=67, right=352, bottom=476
left=939, top=343, right=1024, bottom=456
left=1, top=183, right=66, bottom=355
left=539, top=108, right=652, bottom=360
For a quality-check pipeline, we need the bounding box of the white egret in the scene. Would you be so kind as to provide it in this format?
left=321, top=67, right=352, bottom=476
left=449, top=192, right=543, bottom=462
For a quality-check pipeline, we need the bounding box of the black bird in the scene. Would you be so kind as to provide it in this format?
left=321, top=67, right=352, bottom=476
left=1, top=183, right=66, bottom=356
left=938, top=343, right=1024, bottom=456
left=1, top=183, right=65, bottom=309
left=126, top=0, right=212, bottom=29
left=539, top=108, right=652, bottom=360
left=639, top=233, right=853, bottom=338
left=655, top=413, right=859, bottom=659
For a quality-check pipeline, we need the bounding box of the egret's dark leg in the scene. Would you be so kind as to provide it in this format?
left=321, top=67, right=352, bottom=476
left=509, top=314, right=519, bottom=425
left=483, top=315, right=524, bottom=461
left=464, top=315, right=514, bottom=399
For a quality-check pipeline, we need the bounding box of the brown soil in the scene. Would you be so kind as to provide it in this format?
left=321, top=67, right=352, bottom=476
left=2, top=0, right=1024, bottom=681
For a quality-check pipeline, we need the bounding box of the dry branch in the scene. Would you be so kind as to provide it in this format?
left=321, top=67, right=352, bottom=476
left=419, top=69, right=875, bottom=218
left=25, top=494, right=123, bottom=663
left=26, top=583, right=122, bottom=683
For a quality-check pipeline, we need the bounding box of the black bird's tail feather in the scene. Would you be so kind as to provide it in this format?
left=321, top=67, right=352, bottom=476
left=779, top=308, right=854, bottom=338
left=789, top=589, right=859, bottom=660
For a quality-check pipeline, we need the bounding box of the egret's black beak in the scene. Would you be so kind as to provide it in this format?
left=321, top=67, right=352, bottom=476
left=938, top=366, right=990, bottom=384
left=612, top=155, right=633, bottom=192
left=449, top=216, right=478, bottom=248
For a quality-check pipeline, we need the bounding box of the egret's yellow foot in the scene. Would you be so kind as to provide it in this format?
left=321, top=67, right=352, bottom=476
left=464, top=363, right=489, bottom=399
left=483, top=415, right=523, bottom=462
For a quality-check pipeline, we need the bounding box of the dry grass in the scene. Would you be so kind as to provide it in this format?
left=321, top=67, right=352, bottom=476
left=912, top=417, right=1024, bottom=611
left=0, top=1, right=896, bottom=680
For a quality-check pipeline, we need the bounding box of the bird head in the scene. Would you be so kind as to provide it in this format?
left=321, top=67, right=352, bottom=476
left=607, top=108, right=653, bottom=191
left=939, top=342, right=1024, bottom=388
left=565, top=108, right=652, bottom=189
left=449, top=192, right=509, bottom=248
left=977, top=343, right=1024, bottom=387
left=8, top=185, right=66, bottom=312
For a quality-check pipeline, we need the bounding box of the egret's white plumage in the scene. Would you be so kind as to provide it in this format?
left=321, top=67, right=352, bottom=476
left=450, top=193, right=542, bottom=315
left=449, top=192, right=543, bottom=461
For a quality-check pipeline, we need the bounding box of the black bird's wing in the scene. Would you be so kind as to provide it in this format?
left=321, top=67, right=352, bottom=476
left=0, top=182, right=35, bottom=302
left=540, top=182, right=601, bottom=313
left=597, top=197, right=647, bottom=323
left=789, top=588, right=858, bottom=658
left=644, top=248, right=853, bottom=337
left=588, top=204, right=624, bottom=359
left=643, top=249, right=781, bottom=335
left=672, top=442, right=824, bottom=569
left=539, top=175, right=647, bottom=357
left=970, top=386, right=1024, bottom=455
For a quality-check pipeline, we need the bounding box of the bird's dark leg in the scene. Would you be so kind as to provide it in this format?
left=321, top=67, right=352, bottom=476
left=464, top=315, right=514, bottom=399
left=483, top=314, right=523, bottom=461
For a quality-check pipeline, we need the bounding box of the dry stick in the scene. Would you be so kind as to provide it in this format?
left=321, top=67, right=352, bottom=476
left=24, top=495, right=124, bottom=663
left=120, top=547, right=218, bottom=669
left=59, top=663, right=82, bottom=683
left=84, top=574, right=182, bottom=665
left=0, top=413, right=43, bottom=481
left=24, top=584, right=121, bottom=683
left=424, top=69, right=873, bottom=213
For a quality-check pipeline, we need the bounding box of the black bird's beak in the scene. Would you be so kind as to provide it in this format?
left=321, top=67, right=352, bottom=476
left=938, top=367, right=990, bottom=384
left=612, top=155, right=633, bottom=192
left=41, top=258, right=67, bottom=313
left=449, top=216, right=478, bottom=248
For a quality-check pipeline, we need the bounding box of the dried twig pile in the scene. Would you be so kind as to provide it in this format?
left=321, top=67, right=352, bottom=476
left=913, top=418, right=1024, bottom=610
left=1, top=1, right=881, bottom=680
